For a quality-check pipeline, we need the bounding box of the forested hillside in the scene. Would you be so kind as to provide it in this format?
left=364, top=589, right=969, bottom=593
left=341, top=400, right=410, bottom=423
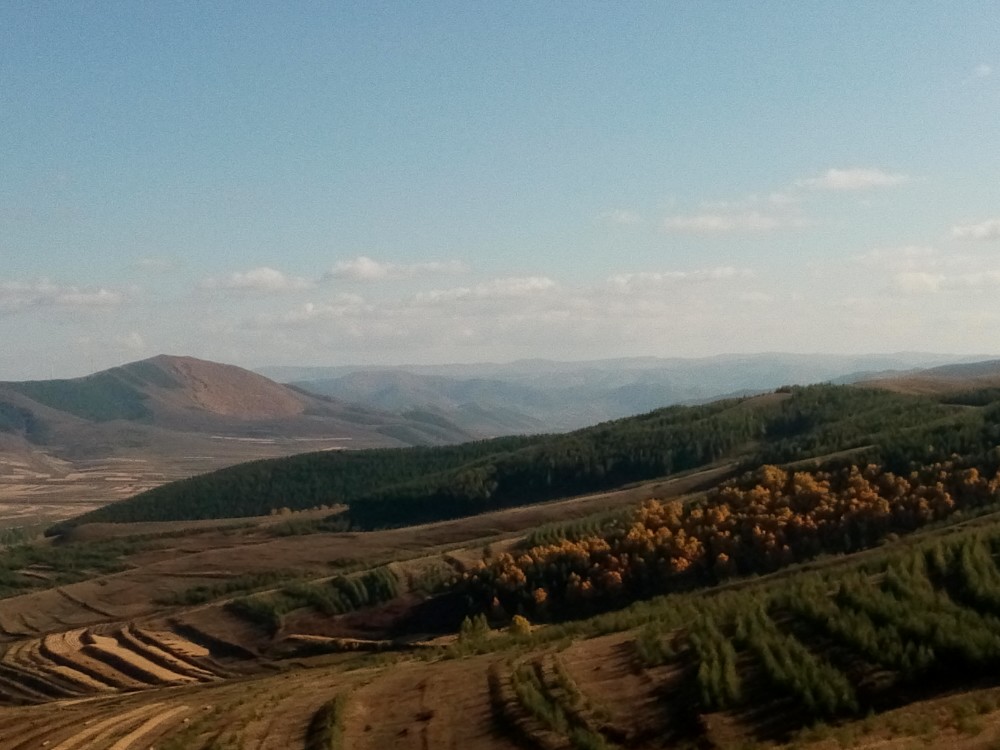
left=51, top=434, right=541, bottom=529
left=464, top=454, right=1000, bottom=620
left=55, top=384, right=1000, bottom=534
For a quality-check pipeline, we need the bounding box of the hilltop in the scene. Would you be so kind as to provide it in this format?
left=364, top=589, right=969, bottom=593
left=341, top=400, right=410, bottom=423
left=0, top=354, right=472, bottom=444
left=862, top=358, right=1000, bottom=396
left=0, top=355, right=471, bottom=525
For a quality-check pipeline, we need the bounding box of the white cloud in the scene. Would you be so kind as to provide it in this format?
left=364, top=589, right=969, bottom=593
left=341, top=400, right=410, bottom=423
left=893, top=270, right=1000, bottom=294
left=115, top=331, right=146, bottom=352
left=662, top=211, right=790, bottom=234
left=853, top=245, right=938, bottom=271
left=327, top=256, right=469, bottom=282
left=601, top=209, right=642, bottom=225
left=0, top=280, right=124, bottom=314
left=417, top=276, right=557, bottom=303
left=975, top=63, right=993, bottom=78
left=795, top=167, right=909, bottom=191
left=767, top=191, right=799, bottom=206
left=953, top=272, right=1000, bottom=289
left=201, top=267, right=313, bottom=293
left=952, top=218, right=1000, bottom=241
left=608, top=267, right=752, bottom=290
left=893, top=271, right=944, bottom=294
left=273, top=295, right=368, bottom=326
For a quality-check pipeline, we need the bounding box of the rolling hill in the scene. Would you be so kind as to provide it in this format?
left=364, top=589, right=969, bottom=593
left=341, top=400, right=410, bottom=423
left=0, top=355, right=472, bottom=525
left=0, top=355, right=472, bottom=446
left=862, top=358, right=1000, bottom=396
left=58, top=380, right=1000, bottom=532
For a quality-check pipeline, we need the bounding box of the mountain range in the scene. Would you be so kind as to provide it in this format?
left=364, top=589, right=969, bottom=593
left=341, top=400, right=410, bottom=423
left=267, top=352, right=996, bottom=433
left=4, top=351, right=999, bottom=526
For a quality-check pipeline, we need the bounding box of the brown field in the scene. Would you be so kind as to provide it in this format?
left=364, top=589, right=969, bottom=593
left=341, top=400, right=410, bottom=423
left=0, top=463, right=734, bottom=643
left=0, top=436, right=360, bottom=529
left=6, top=619, right=1000, bottom=750
left=5, top=459, right=1000, bottom=748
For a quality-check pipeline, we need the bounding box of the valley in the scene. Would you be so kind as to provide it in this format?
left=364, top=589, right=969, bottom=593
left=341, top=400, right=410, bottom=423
left=4, top=358, right=1000, bottom=748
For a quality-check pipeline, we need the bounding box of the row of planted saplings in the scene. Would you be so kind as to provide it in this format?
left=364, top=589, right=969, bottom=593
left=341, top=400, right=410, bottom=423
left=630, top=531, right=1000, bottom=736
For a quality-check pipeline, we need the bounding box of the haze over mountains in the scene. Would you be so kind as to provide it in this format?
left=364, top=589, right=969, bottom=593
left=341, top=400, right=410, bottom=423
left=268, top=352, right=995, bottom=433
left=4, top=351, right=997, bottom=466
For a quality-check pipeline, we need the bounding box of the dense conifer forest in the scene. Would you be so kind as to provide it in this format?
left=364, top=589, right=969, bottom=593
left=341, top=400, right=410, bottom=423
left=54, top=384, right=1000, bottom=533
left=53, top=386, right=1000, bottom=532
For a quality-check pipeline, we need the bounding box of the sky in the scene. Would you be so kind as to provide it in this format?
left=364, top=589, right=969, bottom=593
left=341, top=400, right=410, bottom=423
left=2, top=2, right=1000, bottom=379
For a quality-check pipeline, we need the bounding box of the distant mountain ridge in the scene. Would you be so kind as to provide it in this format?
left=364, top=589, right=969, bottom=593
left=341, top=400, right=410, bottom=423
left=5, top=351, right=994, bottom=525
left=860, top=358, right=1000, bottom=396
left=269, top=352, right=996, bottom=432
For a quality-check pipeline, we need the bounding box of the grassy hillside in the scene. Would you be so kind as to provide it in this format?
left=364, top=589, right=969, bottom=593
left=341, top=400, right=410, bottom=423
left=4, top=370, right=155, bottom=422
left=862, top=358, right=1000, bottom=396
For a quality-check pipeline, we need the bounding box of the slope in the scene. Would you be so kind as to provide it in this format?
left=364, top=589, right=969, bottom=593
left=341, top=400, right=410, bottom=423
left=862, top=358, right=1000, bottom=396
left=0, top=355, right=472, bottom=443
left=57, top=382, right=1000, bottom=532
left=0, top=356, right=473, bottom=526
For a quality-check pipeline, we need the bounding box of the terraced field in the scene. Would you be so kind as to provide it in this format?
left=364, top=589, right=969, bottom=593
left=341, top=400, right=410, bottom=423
left=0, top=623, right=231, bottom=706
left=11, top=448, right=1000, bottom=747
left=7, top=621, right=1000, bottom=750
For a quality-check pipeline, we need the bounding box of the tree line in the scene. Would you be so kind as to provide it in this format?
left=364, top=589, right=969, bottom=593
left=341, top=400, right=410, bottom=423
left=52, top=384, right=1000, bottom=533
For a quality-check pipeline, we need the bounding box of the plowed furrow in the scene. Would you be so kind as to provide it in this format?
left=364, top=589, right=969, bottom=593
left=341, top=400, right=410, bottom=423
left=3, top=709, right=104, bottom=750
left=0, top=662, right=74, bottom=702
left=133, top=624, right=235, bottom=677
left=0, top=669, right=47, bottom=705
left=83, top=631, right=194, bottom=686
left=133, top=625, right=209, bottom=659
left=7, top=639, right=98, bottom=696
left=118, top=626, right=216, bottom=681
left=47, top=703, right=162, bottom=750
left=108, top=704, right=191, bottom=750
left=41, top=631, right=141, bottom=690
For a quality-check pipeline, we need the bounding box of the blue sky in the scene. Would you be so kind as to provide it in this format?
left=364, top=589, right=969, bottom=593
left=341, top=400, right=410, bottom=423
left=2, top=2, right=999, bottom=379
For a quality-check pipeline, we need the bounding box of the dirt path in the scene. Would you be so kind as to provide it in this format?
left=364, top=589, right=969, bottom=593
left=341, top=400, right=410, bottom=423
left=108, top=704, right=191, bottom=750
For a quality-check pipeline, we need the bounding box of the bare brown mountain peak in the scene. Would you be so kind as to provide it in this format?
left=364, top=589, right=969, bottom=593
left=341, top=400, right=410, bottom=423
left=139, top=355, right=307, bottom=419
left=0, top=355, right=471, bottom=522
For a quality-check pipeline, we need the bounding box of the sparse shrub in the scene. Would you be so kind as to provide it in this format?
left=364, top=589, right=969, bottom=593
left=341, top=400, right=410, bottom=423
left=509, top=614, right=531, bottom=636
